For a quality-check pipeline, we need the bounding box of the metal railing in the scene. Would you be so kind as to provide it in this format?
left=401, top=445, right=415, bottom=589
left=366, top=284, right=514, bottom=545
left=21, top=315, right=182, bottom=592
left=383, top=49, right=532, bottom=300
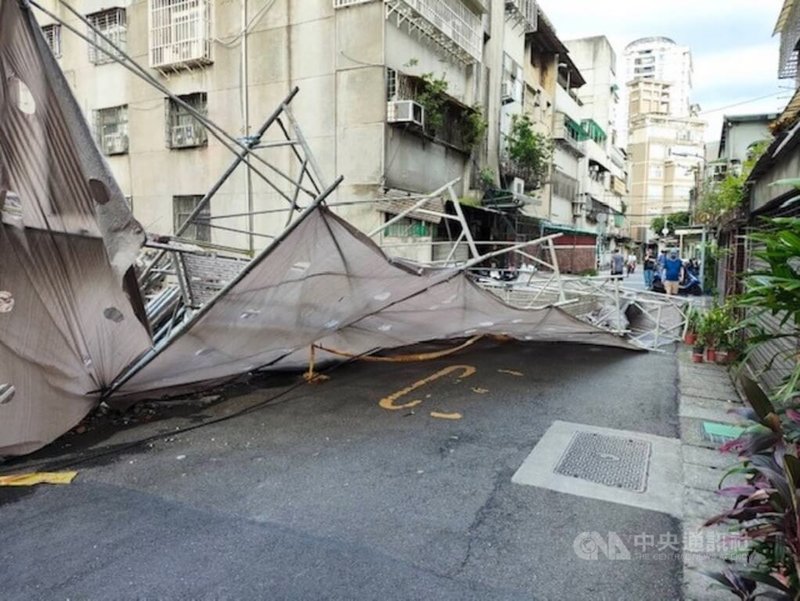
left=386, top=0, right=483, bottom=62
left=505, top=0, right=537, bottom=32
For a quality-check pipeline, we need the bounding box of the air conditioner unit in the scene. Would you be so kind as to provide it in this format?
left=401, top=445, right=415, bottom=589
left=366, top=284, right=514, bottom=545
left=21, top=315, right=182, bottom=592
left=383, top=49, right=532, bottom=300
left=171, top=124, right=204, bottom=148
left=387, top=100, right=424, bottom=128
left=511, top=177, right=525, bottom=195
left=501, top=81, right=515, bottom=105
left=102, top=132, right=128, bottom=155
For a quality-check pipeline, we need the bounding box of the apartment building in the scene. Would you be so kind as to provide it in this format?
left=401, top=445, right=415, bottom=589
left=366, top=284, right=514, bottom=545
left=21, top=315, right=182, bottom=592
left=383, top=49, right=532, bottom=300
left=627, top=109, right=705, bottom=241
left=35, top=0, right=537, bottom=261
left=565, top=36, right=629, bottom=254
left=623, top=36, right=692, bottom=119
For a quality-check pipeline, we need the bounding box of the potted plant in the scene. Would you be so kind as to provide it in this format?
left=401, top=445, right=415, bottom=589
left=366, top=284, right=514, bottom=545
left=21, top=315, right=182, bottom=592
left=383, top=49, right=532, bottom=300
left=697, top=309, right=719, bottom=362
left=691, top=342, right=705, bottom=363
left=684, top=307, right=700, bottom=345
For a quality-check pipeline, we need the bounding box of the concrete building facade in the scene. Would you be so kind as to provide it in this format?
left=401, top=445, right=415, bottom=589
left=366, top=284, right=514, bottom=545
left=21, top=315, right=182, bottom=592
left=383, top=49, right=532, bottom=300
left=627, top=111, right=705, bottom=241
left=34, top=0, right=539, bottom=261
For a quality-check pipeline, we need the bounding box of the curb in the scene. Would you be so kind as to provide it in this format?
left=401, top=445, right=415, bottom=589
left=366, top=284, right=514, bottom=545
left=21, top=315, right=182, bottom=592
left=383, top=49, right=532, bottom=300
left=676, top=348, right=746, bottom=601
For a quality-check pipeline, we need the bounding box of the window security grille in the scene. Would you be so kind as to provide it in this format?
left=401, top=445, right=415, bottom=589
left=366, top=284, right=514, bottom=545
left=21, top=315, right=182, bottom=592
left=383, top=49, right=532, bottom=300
left=94, top=105, right=129, bottom=155
left=166, top=93, right=208, bottom=149
left=173, top=195, right=210, bottom=242
left=87, top=8, right=127, bottom=65
left=42, top=24, right=62, bottom=58
left=149, top=0, right=212, bottom=69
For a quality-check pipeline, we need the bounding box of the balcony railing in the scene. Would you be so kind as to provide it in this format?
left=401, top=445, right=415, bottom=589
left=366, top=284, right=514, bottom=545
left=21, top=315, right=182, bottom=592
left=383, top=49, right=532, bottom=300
left=553, top=112, right=586, bottom=157
left=505, top=0, right=537, bottom=33
left=385, top=0, right=483, bottom=63
left=609, top=145, right=626, bottom=170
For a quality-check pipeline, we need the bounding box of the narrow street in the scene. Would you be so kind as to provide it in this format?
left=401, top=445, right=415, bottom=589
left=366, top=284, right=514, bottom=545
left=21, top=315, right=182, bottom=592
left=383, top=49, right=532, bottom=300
left=0, top=341, right=682, bottom=600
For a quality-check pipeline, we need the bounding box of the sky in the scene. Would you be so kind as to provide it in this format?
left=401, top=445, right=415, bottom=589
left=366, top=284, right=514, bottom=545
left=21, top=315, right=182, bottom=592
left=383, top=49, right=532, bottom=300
left=537, top=0, right=788, bottom=141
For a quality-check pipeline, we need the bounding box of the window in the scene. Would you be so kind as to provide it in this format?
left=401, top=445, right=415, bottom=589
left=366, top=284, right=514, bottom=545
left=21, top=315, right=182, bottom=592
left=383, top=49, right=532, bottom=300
left=647, top=184, right=663, bottom=200
left=386, top=67, right=397, bottom=101
left=173, top=195, right=210, bottom=242
left=42, top=24, right=61, bottom=58
left=149, top=0, right=211, bottom=69
left=94, top=106, right=129, bottom=155
left=649, top=164, right=663, bottom=179
left=383, top=216, right=433, bottom=238
left=87, top=8, right=126, bottom=65
left=552, top=171, right=578, bottom=201
left=166, top=92, right=208, bottom=149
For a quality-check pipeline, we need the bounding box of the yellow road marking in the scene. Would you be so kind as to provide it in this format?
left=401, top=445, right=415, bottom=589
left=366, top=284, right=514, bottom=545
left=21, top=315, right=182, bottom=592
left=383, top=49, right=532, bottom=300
left=472, top=387, right=489, bottom=394
left=498, top=369, right=524, bottom=377
left=430, top=411, right=463, bottom=420
left=378, top=365, right=476, bottom=411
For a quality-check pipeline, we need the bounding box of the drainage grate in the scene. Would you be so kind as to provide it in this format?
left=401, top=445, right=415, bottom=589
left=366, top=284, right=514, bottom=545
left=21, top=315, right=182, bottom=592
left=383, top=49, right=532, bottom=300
left=554, top=431, right=651, bottom=493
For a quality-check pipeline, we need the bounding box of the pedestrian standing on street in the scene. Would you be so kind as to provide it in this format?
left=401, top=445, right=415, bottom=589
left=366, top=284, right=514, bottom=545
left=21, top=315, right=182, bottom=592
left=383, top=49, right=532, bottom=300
left=626, top=252, right=637, bottom=276
left=657, top=249, right=668, bottom=280
left=610, top=248, right=624, bottom=280
left=643, top=251, right=656, bottom=289
left=663, top=249, right=684, bottom=296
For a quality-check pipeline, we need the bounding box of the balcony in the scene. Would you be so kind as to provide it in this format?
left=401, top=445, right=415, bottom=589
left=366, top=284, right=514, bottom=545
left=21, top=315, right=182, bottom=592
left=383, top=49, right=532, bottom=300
left=385, top=0, right=483, bottom=63
left=505, top=0, right=537, bottom=33
left=553, top=112, right=586, bottom=157
left=609, top=146, right=626, bottom=170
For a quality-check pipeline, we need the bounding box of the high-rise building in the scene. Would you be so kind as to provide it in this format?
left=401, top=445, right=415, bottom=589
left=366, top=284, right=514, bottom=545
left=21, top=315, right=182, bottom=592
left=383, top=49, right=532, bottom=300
left=623, top=36, right=692, bottom=118
left=623, top=37, right=704, bottom=243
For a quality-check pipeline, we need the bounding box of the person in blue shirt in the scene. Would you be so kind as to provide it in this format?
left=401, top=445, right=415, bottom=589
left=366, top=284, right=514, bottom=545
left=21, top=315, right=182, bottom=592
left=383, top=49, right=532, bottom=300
left=663, top=249, right=684, bottom=295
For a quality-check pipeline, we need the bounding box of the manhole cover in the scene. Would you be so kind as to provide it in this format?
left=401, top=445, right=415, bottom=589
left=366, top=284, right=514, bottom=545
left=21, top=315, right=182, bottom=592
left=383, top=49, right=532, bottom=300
left=554, top=431, right=651, bottom=492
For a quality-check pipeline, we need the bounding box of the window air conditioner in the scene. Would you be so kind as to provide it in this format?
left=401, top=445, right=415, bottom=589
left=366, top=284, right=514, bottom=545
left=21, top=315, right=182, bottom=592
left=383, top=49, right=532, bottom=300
left=172, top=124, right=202, bottom=148
left=387, top=100, right=424, bottom=129
left=511, top=177, right=525, bottom=195
left=501, top=81, right=515, bottom=105
left=103, top=132, right=128, bottom=155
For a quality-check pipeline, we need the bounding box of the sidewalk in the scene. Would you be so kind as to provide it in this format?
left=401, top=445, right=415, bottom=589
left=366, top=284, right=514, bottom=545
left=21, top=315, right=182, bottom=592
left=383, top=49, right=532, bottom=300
left=676, top=348, right=747, bottom=600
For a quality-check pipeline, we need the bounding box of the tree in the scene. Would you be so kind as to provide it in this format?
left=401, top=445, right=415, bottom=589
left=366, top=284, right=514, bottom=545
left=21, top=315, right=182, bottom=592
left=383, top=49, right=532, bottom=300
left=504, top=114, right=553, bottom=191
left=694, top=140, right=769, bottom=225
left=650, top=211, right=691, bottom=235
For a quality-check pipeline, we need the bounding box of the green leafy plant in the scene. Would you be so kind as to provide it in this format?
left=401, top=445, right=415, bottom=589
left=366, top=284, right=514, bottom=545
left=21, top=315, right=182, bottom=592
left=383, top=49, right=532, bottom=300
left=462, top=104, right=488, bottom=151
left=478, top=167, right=496, bottom=190
left=685, top=306, right=703, bottom=334
left=650, top=211, right=691, bottom=236
left=504, top=114, right=553, bottom=190
left=703, top=377, right=800, bottom=600
left=696, top=141, right=769, bottom=226
left=417, top=72, right=449, bottom=136
left=698, top=304, right=735, bottom=349
left=736, top=217, right=800, bottom=404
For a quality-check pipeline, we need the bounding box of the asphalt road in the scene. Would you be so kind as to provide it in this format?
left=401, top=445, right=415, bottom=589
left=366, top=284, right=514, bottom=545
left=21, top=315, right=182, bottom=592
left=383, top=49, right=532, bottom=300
left=0, top=340, right=682, bottom=600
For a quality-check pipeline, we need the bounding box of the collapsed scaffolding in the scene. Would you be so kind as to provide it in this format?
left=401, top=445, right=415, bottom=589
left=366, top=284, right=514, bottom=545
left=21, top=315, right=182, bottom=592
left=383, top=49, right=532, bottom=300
left=0, top=0, right=685, bottom=457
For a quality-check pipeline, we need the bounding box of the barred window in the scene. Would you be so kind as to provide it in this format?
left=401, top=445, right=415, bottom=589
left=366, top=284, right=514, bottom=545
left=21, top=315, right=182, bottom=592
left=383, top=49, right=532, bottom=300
left=173, top=195, right=210, bottom=242
left=384, top=216, right=433, bottom=238
left=166, top=92, right=208, bottom=149
left=87, top=8, right=127, bottom=65
left=42, top=24, right=62, bottom=58
left=552, top=171, right=578, bottom=202
left=94, top=106, right=129, bottom=156
left=149, top=0, right=212, bottom=69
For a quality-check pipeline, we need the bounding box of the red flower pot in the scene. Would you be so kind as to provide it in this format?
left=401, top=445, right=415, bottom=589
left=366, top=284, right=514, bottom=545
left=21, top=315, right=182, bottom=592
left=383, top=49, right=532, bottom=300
left=684, top=332, right=697, bottom=345
left=692, top=349, right=704, bottom=363
left=706, top=348, right=717, bottom=363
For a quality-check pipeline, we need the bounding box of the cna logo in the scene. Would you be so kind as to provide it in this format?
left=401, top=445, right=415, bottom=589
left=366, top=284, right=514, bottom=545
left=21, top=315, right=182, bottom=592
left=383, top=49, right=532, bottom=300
left=573, top=531, right=632, bottom=561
